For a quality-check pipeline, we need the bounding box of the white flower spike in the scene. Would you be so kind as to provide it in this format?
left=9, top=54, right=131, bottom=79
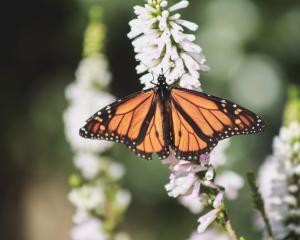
left=65, top=7, right=131, bottom=239
left=128, top=0, right=209, bottom=90
left=259, top=122, right=300, bottom=238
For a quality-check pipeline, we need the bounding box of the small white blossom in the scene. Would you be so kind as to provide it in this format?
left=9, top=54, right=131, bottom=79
left=74, top=153, right=102, bottom=179
left=107, top=162, right=125, bottom=180
left=68, top=185, right=105, bottom=211
left=128, top=0, right=209, bottom=89
left=205, top=166, right=215, bottom=181
left=71, top=218, right=108, bottom=240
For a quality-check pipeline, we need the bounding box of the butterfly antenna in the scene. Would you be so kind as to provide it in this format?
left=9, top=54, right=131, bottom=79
left=173, top=72, right=187, bottom=85
left=139, top=62, right=158, bottom=86
left=140, top=62, right=158, bottom=77
left=163, top=66, right=173, bottom=75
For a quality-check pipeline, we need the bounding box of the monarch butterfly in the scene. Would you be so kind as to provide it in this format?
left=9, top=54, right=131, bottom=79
left=80, top=74, right=265, bottom=160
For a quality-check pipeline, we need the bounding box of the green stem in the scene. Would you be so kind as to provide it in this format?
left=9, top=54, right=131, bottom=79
left=247, top=171, right=274, bottom=240
left=217, top=204, right=238, bottom=240
left=222, top=207, right=238, bottom=240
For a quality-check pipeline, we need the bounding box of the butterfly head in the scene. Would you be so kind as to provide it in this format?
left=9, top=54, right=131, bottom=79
left=157, top=74, right=167, bottom=86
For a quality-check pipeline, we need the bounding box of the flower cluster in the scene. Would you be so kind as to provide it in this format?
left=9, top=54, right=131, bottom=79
left=64, top=7, right=131, bottom=240
left=259, top=122, right=300, bottom=239
left=163, top=141, right=244, bottom=234
left=128, top=0, right=209, bottom=89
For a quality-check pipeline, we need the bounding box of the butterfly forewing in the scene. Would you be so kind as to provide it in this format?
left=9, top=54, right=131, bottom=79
left=80, top=89, right=169, bottom=160
left=169, top=88, right=265, bottom=159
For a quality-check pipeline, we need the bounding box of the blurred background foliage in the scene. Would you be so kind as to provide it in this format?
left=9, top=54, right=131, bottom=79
left=1, top=0, right=299, bottom=239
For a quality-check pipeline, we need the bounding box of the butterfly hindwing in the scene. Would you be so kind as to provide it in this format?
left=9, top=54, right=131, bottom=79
left=134, top=97, right=170, bottom=159
left=80, top=89, right=169, bottom=160
left=170, top=99, right=218, bottom=160
left=169, top=87, right=265, bottom=159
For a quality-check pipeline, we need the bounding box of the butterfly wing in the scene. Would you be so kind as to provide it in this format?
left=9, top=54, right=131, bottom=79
left=169, top=87, right=265, bottom=160
left=80, top=89, right=169, bottom=160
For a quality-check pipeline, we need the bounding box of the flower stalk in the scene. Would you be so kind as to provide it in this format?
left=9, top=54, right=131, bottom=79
left=247, top=171, right=274, bottom=240
left=220, top=206, right=238, bottom=240
left=65, top=5, right=131, bottom=240
left=258, top=86, right=300, bottom=240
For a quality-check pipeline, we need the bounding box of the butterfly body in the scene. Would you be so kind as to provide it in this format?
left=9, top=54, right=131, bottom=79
left=80, top=74, right=265, bottom=160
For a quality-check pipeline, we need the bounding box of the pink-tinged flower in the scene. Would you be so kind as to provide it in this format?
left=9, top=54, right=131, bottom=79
left=197, top=208, right=220, bottom=233
left=161, top=148, right=180, bottom=167
left=213, top=192, right=224, bottom=209
left=179, top=181, right=203, bottom=213
left=215, top=171, right=244, bottom=200
left=165, top=171, right=199, bottom=198
left=71, top=218, right=108, bottom=240
left=200, top=154, right=210, bottom=165
left=197, top=192, right=223, bottom=233
left=165, top=157, right=207, bottom=198
left=179, top=194, right=204, bottom=214
left=209, top=140, right=230, bottom=166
